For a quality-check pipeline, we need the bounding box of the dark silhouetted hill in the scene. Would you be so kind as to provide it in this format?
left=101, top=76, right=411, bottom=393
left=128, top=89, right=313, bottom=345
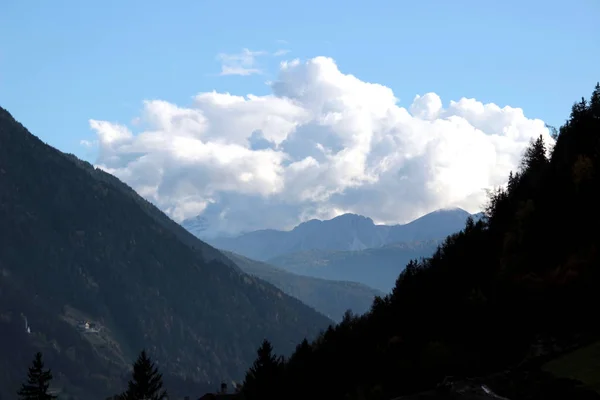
left=0, top=107, right=332, bottom=400
left=240, top=85, right=600, bottom=400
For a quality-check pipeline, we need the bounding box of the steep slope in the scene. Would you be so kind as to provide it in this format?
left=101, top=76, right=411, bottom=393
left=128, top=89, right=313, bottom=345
left=267, top=240, right=440, bottom=293
left=0, top=107, right=332, bottom=400
left=240, top=85, right=600, bottom=400
left=386, top=208, right=473, bottom=243
left=222, top=251, right=383, bottom=321
left=195, top=209, right=473, bottom=261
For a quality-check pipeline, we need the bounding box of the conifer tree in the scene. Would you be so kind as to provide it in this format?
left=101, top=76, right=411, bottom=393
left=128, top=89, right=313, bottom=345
left=521, top=134, right=548, bottom=173
left=120, top=350, right=167, bottom=400
left=17, top=352, right=57, bottom=400
left=243, top=340, right=284, bottom=400
left=507, top=171, right=517, bottom=193
left=590, top=82, right=600, bottom=119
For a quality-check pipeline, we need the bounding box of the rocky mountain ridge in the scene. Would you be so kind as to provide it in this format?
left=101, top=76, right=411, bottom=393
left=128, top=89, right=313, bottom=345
left=186, top=208, right=480, bottom=261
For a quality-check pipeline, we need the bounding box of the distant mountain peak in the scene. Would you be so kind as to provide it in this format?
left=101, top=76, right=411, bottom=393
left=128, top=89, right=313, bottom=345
left=292, top=213, right=374, bottom=232
left=330, top=213, right=374, bottom=223
left=200, top=207, right=479, bottom=260
left=182, top=215, right=209, bottom=230
left=433, top=206, right=469, bottom=214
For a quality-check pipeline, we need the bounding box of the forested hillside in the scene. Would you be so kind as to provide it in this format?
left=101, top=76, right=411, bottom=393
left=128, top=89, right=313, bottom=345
left=0, top=107, right=332, bottom=400
left=242, top=84, right=600, bottom=400
left=222, top=251, right=383, bottom=321
left=267, top=240, right=439, bottom=292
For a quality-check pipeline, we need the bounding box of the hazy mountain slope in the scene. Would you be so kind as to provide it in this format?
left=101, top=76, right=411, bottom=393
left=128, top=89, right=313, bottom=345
left=386, top=208, right=473, bottom=242
left=0, top=107, right=332, bottom=400
left=222, top=251, right=383, bottom=321
left=194, top=209, right=474, bottom=261
left=267, top=240, right=440, bottom=292
left=64, top=154, right=243, bottom=272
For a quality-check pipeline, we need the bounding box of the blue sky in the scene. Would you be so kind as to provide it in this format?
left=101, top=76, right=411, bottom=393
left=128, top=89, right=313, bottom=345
left=1, top=0, right=599, bottom=233
left=2, top=0, right=598, bottom=162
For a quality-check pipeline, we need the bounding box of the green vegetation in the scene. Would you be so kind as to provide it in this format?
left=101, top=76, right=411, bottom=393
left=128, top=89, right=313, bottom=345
left=242, top=84, right=600, bottom=400
left=17, top=350, right=169, bottom=400
left=2, top=75, right=599, bottom=399
left=0, top=107, right=332, bottom=399
left=17, top=352, right=57, bottom=400
left=119, top=350, right=168, bottom=400
left=242, top=340, right=284, bottom=400
left=544, top=340, right=600, bottom=393
left=223, top=250, right=383, bottom=321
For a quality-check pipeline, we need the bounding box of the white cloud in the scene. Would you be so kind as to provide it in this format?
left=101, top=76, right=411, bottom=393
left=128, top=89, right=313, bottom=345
left=273, top=49, right=290, bottom=57
left=80, top=139, right=97, bottom=148
left=217, top=48, right=266, bottom=76
left=88, top=56, right=553, bottom=236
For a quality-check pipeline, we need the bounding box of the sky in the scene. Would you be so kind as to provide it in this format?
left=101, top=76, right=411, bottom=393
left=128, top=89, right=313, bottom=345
left=1, top=0, right=599, bottom=236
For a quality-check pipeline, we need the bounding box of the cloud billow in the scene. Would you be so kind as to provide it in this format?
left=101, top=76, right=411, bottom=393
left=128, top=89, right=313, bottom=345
left=88, top=56, right=553, bottom=236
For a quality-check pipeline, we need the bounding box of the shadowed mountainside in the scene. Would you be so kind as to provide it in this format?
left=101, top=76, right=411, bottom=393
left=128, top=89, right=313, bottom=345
left=222, top=251, right=383, bottom=321
left=239, top=85, right=600, bottom=400
left=0, top=107, right=332, bottom=400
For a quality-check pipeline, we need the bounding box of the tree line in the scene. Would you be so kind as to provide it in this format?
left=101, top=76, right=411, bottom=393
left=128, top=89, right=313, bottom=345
left=16, top=351, right=167, bottom=400
left=240, top=83, right=600, bottom=400
left=16, top=83, right=600, bottom=400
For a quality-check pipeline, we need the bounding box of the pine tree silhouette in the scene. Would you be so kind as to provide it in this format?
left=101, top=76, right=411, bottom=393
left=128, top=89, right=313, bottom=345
left=17, top=352, right=57, bottom=400
left=120, top=350, right=167, bottom=400
left=243, top=340, right=284, bottom=400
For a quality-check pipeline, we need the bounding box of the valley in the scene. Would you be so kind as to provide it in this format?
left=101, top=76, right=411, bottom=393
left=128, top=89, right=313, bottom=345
left=1, top=6, right=598, bottom=399
left=266, top=240, right=441, bottom=293
left=222, top=251, right=384, bottom=321
left=185, top=208, right=477, bottom=293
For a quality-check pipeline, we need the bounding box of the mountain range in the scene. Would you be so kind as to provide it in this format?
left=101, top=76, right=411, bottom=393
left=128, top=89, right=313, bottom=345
left=189, top=208, right=481, bottom=262
left=0, top=107, right=332, bottom=400
left=182, top=208, right=481, bottom=293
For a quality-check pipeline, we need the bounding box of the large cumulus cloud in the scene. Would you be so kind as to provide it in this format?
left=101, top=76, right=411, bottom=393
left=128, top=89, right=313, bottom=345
left=88, top=56, right=553, bottom=236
